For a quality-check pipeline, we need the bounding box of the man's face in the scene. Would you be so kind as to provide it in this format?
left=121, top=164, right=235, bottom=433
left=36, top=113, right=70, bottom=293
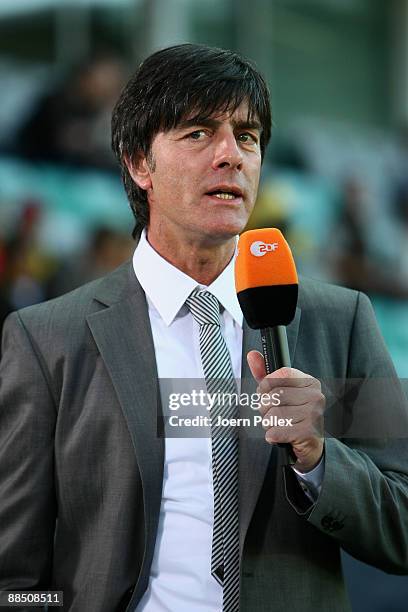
left=131, top=101, right=263, bottom=247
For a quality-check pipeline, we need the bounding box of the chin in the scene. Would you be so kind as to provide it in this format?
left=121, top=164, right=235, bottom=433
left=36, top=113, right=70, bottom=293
left=205, top=221, right=247, bottom=242
left=220, top=216, right=248, bottom=234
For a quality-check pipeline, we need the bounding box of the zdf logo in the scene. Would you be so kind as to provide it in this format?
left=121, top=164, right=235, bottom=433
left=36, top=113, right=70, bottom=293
left=250, top=240, right=279, bottom=257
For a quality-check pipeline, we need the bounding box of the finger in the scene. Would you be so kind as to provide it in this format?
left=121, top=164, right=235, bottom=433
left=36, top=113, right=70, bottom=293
left=247, top=350, right=266, bottom=384
left=259, top=388, right=309, bottom=412
left=273, top=367, right=314, bottom=379
left=258, top=370, right=316, bottom=393
left=256, top=390, right=302, bottom=417
left=259, top=399, right=325, bottom=431
left=260, top=406, right=303, bottom=429
left=264, top=421, right=320, bottom=444
left=274, top=386, right=324, bottom=408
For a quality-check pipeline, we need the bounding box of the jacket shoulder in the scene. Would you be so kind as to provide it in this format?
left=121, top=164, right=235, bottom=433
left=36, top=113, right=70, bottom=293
left=14, top=260, right=133, bottom=326
left=4, top=260, right=135, bottom=348
left=298, top=276, right=361, bottom=313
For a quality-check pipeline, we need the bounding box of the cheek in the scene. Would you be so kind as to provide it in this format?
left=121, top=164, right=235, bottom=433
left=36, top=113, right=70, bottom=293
left=251, top=158, right=262, bottom=182
left=152, top=157, right=186, bottom=191
left=247, top=163, right=261, bottom=194
left=243, top=152, right=261, bottom=184
left=155, top=167, right=201, bottom=203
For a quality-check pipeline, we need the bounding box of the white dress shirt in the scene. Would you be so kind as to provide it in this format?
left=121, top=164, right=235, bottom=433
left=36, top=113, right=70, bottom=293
left=133, top=230, right=323, bottom=612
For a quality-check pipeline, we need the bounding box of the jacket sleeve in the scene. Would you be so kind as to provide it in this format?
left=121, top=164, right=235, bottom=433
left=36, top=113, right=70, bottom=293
left=0, top=311, right=57, bottom=594
left=286, top=291, right=408, bottom=574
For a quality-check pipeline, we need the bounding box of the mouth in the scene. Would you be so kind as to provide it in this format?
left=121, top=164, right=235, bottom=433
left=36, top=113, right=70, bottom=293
left=205, top=186, right=244, bottom=201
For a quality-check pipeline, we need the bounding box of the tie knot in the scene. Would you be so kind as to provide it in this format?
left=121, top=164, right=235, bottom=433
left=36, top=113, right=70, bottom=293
left=186, top=288, right=221, bottom=327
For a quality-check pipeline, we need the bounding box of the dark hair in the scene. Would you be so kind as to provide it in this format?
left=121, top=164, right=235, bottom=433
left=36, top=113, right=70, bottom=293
left=111, top=43, right=272, bottom=237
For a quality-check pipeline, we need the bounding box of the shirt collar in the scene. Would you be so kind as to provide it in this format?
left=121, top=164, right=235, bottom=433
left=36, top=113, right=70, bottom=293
left=132, top=229, right=243, bottom=327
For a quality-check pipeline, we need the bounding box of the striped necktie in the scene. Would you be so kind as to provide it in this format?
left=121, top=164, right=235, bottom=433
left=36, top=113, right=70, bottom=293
left=186, top=288, right=240, bottom=612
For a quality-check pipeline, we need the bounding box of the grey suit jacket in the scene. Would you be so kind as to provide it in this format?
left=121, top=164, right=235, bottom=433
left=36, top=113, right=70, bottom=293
left=1, top=260, right=408, bottom=612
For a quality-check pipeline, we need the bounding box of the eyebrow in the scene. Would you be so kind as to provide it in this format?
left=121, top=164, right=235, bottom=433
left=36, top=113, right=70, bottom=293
left=177, top=117, right=263, bottom=133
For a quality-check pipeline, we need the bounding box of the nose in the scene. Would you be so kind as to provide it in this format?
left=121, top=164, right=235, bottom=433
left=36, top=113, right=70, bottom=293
left=212, top=132, right=243, bottom=170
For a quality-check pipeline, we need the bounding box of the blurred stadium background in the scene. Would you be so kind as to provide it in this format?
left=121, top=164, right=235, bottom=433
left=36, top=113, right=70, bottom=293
left=0, top=1, right=407, bottom=610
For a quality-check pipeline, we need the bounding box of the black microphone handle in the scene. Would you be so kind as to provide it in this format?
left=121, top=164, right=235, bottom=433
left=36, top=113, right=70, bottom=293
left=260, top=326, right=296, bottom=464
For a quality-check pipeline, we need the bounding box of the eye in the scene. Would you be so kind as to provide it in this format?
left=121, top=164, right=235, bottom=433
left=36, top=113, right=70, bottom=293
left=237, top=132, right=258, bottom=144
left=187, top=130, right=208, bottom=140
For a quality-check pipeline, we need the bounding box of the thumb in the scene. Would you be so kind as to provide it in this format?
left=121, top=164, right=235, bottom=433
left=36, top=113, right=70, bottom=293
left=247, top=350, right=266, bottom=384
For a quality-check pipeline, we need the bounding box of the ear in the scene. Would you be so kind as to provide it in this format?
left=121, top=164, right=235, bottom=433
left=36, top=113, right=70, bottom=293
left=124, top=154, right=153, bottom=191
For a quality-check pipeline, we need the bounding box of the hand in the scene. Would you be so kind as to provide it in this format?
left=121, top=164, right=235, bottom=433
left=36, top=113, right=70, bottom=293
left=247, top=350, right=325, bottom=472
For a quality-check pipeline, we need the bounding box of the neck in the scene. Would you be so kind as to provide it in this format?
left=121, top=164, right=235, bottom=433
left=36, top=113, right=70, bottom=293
left=145, top=229, right=236, bottom=286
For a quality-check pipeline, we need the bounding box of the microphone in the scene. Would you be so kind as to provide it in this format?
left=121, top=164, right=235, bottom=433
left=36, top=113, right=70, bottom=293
left=235, top=228, right=298, bottom=463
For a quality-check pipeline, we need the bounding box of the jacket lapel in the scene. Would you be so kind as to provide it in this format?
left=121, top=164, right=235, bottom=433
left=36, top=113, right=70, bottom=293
left=238, top=307, right=301, bottom=552
left=86, top=262, right=164, bottom=600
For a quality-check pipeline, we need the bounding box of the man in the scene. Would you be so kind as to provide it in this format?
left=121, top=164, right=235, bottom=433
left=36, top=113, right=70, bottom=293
left=0, top=43, right=408, bottom=612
